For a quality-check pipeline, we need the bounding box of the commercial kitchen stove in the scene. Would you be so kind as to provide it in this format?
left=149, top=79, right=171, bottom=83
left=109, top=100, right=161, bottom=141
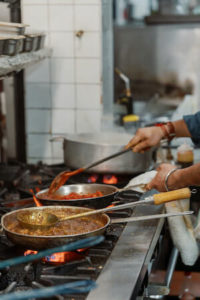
left=0, top=162, right=165, bottom=299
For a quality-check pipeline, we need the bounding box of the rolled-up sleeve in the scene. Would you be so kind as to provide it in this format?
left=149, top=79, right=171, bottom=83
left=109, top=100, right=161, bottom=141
left=183, top=111, right=200, bottom=146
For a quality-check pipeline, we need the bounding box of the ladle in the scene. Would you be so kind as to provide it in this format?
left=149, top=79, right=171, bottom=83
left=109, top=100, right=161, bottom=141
left=17, top=187, right=191, bottom=230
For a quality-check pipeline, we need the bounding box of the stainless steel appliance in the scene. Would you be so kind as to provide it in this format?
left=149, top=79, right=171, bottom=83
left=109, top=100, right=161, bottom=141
left=51, top=132, right=154, bottom=174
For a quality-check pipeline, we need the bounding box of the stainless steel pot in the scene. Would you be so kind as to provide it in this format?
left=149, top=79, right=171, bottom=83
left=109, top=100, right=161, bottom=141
left=51, top=132, right=154, bottom=174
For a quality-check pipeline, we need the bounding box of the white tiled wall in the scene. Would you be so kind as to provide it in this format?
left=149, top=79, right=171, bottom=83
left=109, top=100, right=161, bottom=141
left=22, top=0, right=102, bottom=163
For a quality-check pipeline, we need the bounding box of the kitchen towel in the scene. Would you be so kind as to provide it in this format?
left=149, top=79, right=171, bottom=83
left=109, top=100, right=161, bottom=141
left=126, top=171, right=199, bottom=266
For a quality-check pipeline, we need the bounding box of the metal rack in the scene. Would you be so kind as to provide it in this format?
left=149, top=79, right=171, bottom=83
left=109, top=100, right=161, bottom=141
left=0, top=0, right=51, bottom=162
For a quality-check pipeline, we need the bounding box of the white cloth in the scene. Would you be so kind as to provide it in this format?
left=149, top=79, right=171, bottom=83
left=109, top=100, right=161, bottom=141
left=126, top=171, right=199, bottom=266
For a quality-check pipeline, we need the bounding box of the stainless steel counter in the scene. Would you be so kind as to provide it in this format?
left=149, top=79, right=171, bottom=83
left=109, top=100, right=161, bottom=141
left=87, top=203, right=164, bottom=300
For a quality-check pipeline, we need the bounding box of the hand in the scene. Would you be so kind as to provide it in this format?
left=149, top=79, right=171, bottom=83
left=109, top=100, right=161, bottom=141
left=146, top=163, right=178, bottom=192
left=125, top=127, right=164, bottom=153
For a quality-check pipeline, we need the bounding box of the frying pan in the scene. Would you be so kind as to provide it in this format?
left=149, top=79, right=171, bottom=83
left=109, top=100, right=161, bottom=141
left=1, top=206, right=110, bottom=250
left=1, top=205, right=192, bottom=250
left=35, top=183, right=142, bottom=208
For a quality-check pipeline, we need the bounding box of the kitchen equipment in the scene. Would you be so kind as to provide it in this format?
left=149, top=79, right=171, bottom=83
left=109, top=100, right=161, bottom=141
left=2, top=205, right=192, bottom=250
left=0, top=21, right=28, bottom=36
left=36, top=183, right=143, bottom=208
left=23, top=34, right=39, bottom=52
left=30, top=188, right=192, bottom=229
left=23, top=33, right=45, bottom=52
left=48, top=148, right=132, bottom=195
left=36, top=33, right=46, bottom=50
left=2, top=206, right=110, bottom=250
left=0, top=35, right=25, bottom=56
left=50, top=132, right=154, bottom=174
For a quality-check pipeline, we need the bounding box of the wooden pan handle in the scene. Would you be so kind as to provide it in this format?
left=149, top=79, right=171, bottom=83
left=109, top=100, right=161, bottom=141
left=153, top=188, right=191, bottom=205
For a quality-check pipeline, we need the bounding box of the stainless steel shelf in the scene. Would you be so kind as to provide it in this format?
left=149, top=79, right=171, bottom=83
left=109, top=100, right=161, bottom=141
left=0, top=47, right=52, bottom=78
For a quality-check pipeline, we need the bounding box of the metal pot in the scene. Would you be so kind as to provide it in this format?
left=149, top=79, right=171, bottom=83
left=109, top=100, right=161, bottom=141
left=51, top=132, right=154, bottom=174
left=0, top=35, right=25, bottom=56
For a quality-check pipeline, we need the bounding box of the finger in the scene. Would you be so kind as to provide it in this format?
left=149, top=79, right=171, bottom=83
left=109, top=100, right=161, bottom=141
left=133, top=140, right=150, bottom=152
left=146, top=184, right=151, bottom=191
left=125, top=135, right=142, bottom=149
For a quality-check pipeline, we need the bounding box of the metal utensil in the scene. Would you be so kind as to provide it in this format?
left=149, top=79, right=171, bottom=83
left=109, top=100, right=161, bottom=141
left=48, top=148, right=132, bottom=195
left=18, top=188, right=191, bottom=229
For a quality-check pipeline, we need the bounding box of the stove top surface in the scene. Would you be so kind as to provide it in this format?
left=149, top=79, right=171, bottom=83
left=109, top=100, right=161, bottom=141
left=0, top=162, right=164, bottom=299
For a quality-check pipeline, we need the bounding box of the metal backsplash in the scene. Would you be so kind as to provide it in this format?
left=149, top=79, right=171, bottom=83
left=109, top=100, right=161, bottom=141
left=114, top=24, right=200, bottom=104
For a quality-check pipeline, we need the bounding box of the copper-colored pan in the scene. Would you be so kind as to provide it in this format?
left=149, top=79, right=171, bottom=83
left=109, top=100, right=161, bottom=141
left=1, top=205, right=192, bottom=250
left=1, top=206, right=110, bottom=250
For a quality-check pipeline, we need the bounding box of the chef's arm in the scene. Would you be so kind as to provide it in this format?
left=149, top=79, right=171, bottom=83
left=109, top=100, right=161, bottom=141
left=172, top=119, right=191, bottom=138
left=126, top=119, right=191, bottom=153
left=146, top=162, right=200, bottom=192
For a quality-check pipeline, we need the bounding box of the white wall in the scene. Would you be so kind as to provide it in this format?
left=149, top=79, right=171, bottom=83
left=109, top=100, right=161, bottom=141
left=21, top=0, right=102, bottom=164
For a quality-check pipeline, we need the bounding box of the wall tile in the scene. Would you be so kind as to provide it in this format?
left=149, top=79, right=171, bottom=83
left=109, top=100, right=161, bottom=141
left=22, top=0, right=47, bottom=4
left=50, top=32, right=74, bottom=58
left=26, top=59, right=50, bottom=83
left=26, top=109, right=51, bottom=133
left=49, top=0, right=73, bottom=4
left=50, top=58, right=74, bottom=83
left=26, top=83, right=51, bottom=109
left=75, top=0, right=100, bottom=4
left=27, top=157, right=63, bottom=164
left=76, top=109, right=101, bottom=133
left=27, top=134, right=52, bottom=158
left=44, top=34, right=50, bottom=47
left=51, top=84, right=75, bottom=109
left=49, top=5, right=74, bottom=31
left=52, top=109, right=75, bottom=134
left=22, top=5, right=48, bottom=31
left=75, top=32, right=100, bottom=58
left=76, top=59, right=101, bottom=83
left=77, top=84, right=101, bottom=109
left=51, top=137, right=64, bottom=159
left=75, top=5, right=101, bottom=31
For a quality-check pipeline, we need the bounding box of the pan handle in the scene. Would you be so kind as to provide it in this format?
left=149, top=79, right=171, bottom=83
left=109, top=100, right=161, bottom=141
left=0, top=280, right=96, bottom=300
left=111, top=211, right=193, bottom=224
left=153, top=188, right=191, bottom=205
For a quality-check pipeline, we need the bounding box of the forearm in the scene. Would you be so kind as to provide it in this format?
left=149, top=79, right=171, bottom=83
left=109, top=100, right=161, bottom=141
left=168, top=163, right=200, bottom=189
left=172, top=120, right=192, bottom=138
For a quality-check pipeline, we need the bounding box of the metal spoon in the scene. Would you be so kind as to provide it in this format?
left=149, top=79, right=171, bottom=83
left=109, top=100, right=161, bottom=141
left=17, top=188, right=192, bottom=230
